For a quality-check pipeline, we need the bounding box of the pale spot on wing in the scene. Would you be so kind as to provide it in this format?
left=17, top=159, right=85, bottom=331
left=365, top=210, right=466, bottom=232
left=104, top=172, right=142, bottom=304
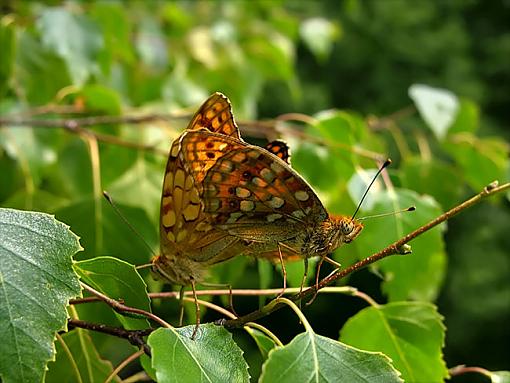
left=295, top=190, right=310, bottom=201
left=260, top=168, right=275, bottom=183
left=189, top=188, right=200, bottom=204
left=240, top=200, right=255, bottom=212
left=170, top=143, right=180, bottom=157
left=209, top=199, right=221, bottom=211
left=175, top=169, right=185, bottom=188
left=176, top=229, right=187, bottom=242
left=236, top=187, right=251, bottom=198
left=185, top=175, right=193, bottom=191
left=218, top=143, right=228, bottom=151
left=218, top=160, right=233, bottom=172
left=292, top=210, right=305, bottom=218
left=270, top=162, right=285, bottom=174
left=252, top=177, right=268, bottom=188
left=183, top=204, right=200, bottom=221
left=231, top=151, right=247, bottom=163
left=163, top=173, right=173, bottom=194
left=226, top=212, right=243, bottom=223
left=166, top=231, right=175, bottom=242
left=211, top=172, right=223, bottom=183
left=173, top=188, right=183, bottom=211
left=196, top=222, right=212, bottom=232
left=162, top=210, right=176, bottom=227
left=267, top=213, right=283, bottom=222
left=269, top=196, right=285, bottom=209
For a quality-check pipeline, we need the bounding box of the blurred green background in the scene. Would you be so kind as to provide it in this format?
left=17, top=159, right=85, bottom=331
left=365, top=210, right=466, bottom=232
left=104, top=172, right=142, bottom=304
left=1, top=1, right=509, bottom=381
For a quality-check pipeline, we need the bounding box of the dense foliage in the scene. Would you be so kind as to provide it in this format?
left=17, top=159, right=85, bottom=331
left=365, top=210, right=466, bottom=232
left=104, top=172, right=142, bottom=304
left=0, top=1, right=509, bottom=382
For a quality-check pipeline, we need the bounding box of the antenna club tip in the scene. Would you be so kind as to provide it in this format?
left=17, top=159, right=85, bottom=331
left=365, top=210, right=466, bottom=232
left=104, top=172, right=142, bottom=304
left=103, top=191, right=112, bottom=202
left=383, top=158, right=392, bottom=167
left=407, top=206, right=416, bottom=211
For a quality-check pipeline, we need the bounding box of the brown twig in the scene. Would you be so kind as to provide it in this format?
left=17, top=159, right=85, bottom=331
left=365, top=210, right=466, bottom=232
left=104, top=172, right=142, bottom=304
left=80, top=282, right=172, bottom=328
left=221, top=181, right=510, bottom=328
left=448, top=364, right=491, bottom=379
left=67, top=318, right=153, bottom=356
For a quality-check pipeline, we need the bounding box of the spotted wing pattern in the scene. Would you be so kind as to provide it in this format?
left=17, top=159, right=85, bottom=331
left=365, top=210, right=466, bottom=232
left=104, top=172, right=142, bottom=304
left=186, top=92, right=241, bottom=140
left=265, top=140, right=291, bottom=164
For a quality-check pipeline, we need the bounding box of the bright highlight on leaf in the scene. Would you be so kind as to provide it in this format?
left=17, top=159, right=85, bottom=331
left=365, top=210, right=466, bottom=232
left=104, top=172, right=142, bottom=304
left=0, top=208, right=82, bottom=383
left=409, top=84, right=460, bottom=140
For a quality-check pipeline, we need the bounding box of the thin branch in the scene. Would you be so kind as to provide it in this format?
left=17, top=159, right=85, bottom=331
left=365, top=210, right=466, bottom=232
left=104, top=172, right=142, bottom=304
left=105, top=349, right=145, bottom=383
left=70, top=286, right=357, bottom=305
left=67, top=318, right=152, bottom=356
left=448, top=364, right=491, bottom=378
left=221, top=181, right=510, bottom=328
left=80, top=282, right=172, bottom=328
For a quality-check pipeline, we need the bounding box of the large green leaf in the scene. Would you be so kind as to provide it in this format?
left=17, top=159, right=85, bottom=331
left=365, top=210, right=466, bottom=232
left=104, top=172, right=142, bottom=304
left=260, top=331, right=402, bottom=382
left=36, top=7, right=104, bottom=85
left=74, top=257, right=151, bottom=330
left=354, top=188, right=446, bottom=301
left=0, top=208, right=82, bottom=383
left=443, top=133, right=508, bottom=191
left=45, top=330, right=119, bottom=383
left=148, top=324, right=250, bottom=383
left=340, top=302, right=448, bottom=383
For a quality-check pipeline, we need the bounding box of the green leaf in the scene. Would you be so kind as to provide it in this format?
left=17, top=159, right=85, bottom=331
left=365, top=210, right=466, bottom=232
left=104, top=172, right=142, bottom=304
left=0, top=19, right=15, bottom=97
left=46, top=330, right=119, bottom=383
left=260, top=332, right=402, bottom=382
left=300, top=18, right=340, bottom=61
left=14, top=31, right=71, bottom=104
left=448, top=98, right=479, bottom=135
left=79, top=84, right=122, bottom=115
left=340, top=302, right=448, bottom=383
left=400, top=157, right=463, bottom=209
left=0, top=208, right=82, bottom=383
left=37, top=7, right=104, bottom=85
left=443, top=133, right=508, bottom=191
left=245, top=328, right=276, bottom=360
left=148, top=324, right=250, bottom=383
left=354, top=188, right=446, bottom=301
left=490, top=371, right=510, bottom=383
left=409, top=84, right=459, bottom=140
left=55, top=198, right=157, bottom=264
left=74, top=256, right=151, bottom=330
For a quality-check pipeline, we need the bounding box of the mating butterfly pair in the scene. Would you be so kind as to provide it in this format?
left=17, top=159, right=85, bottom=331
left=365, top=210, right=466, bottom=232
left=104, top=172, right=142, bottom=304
left=152, top=93, right=363, bottom=293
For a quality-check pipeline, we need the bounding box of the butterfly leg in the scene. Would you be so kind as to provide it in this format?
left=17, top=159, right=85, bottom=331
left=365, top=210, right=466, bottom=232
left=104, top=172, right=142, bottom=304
left=178, top=285, right=185, bottom=326
left=190, top=278, right=200, bottom=340
left=307, top=256, right=326, bottom=305
left=298, top=256, right=309, bottom=309
left=276, top=242, right=287, bottom=298
left=200, top=281, right=238, bottom=317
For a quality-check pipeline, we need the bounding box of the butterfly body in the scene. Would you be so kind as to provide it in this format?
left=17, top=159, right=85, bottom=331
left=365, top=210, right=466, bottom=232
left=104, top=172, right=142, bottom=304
left=153, top=93, right=363, bottom=287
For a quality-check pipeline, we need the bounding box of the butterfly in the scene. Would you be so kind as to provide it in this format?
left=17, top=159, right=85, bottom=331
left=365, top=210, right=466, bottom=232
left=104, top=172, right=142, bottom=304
left=152, top=92, right=363, bottom=321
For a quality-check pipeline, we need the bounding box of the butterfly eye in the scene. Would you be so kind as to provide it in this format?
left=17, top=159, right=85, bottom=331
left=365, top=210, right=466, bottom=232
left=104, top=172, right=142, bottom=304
left=341, top=220, right=354, bottom=235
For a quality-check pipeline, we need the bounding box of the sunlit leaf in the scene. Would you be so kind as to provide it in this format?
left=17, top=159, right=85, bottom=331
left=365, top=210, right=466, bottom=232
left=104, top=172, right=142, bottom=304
left=0, top=208, right=82, bottom=383
left=340, top=302, right=448, bottom=383
left=409, top=84, right=459, bottom=140
left=148, top=324, right=250, bottom=383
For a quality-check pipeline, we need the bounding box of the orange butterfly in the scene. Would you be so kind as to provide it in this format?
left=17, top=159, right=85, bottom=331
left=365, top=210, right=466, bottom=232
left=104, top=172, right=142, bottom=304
left=152, top=93, right=363, bottom=324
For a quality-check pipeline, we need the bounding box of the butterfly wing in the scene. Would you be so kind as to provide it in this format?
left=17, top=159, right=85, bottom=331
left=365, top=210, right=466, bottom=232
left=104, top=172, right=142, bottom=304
left=187, top=92, right=242, bottom=140
left=180, top=131, right=328, bottom=243
left=265, top=140, right=291, bottom=164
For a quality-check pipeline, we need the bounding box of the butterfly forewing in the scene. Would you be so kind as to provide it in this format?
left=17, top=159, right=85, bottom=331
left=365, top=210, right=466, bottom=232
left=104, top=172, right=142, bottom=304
left=199, top=135, right=328, bottom=242
left=187, top=92, right=241, bottom=140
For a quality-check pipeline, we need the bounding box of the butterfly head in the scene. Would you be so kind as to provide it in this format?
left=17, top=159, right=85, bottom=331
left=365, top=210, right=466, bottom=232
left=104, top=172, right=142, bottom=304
left=326, top=215, right=363, bottom=249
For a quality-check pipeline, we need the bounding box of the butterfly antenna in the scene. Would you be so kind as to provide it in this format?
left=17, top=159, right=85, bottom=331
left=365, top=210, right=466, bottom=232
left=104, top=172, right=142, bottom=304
left=358, top=206, right=415, bottom=221
left=103, top=191, right=158, bottom=258
left=351, top=159, right=392, bottom=220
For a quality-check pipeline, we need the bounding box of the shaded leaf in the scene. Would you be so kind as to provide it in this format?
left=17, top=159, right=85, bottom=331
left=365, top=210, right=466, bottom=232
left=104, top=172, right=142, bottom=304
left=46, top=330, right=119, bottom=383
left=0, top=208, right=82, bottom=383
left=340, top=302, right=448, bottom=383
left=245, top=328, right=276, bottom=360
left=74, top=257, right=151, bottom=330
left=300, top=18, right=340, bottom=61
left=148, top=324, right=250, bottom=383
left=354, top=188, right=446, bottom=301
